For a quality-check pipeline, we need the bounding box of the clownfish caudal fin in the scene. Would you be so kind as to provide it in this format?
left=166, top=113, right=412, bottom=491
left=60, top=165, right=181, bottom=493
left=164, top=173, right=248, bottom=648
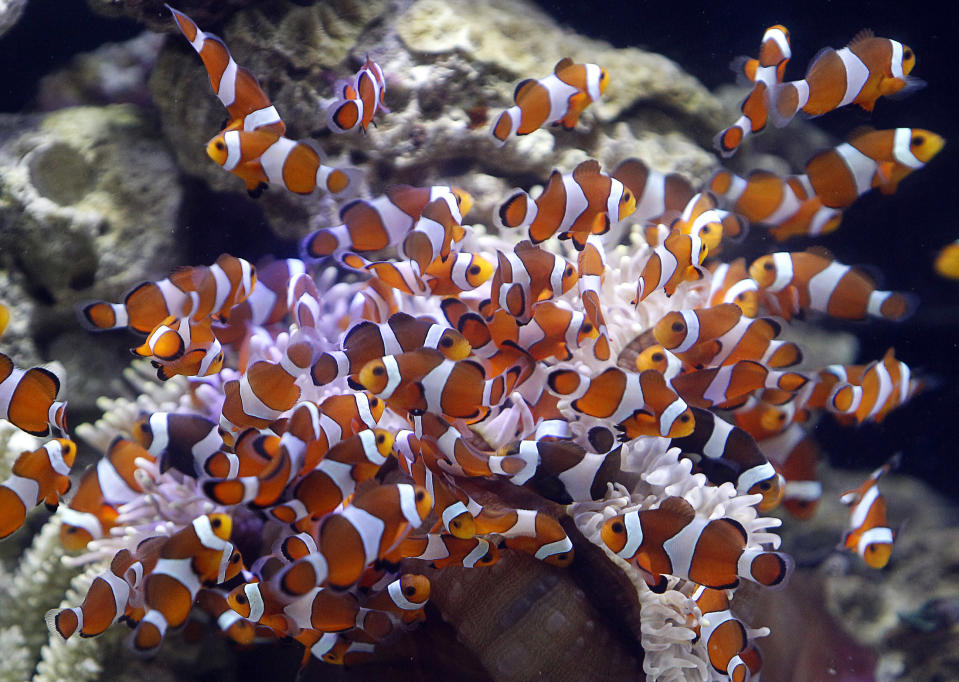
left=496, top=191, right=537, bottom=230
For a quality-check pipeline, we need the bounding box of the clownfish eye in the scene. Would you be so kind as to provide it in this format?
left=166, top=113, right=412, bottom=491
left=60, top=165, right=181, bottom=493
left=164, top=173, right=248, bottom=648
left=651, top=352, right=664, bottom=363
left=671, top=321, right=685, bottom=333
left=212, top=517, right=222, bottom=528
left=231, top=553, right=241, bottom=563
left=582, top=323, right=594, bottom=333
left=405, top=586, right=416, bottom=597
left=611, top=521, right=625, bottom=534
left=468, top=265, right=481, bottom=276
left=758, top=481, right=771, bottom=491
left=565, top=266, right=574, bottom=277
left=236, top=594, right=247, bottom=605
left=912, top=135, right=924, bottom=146
left=415, top=490, right=426, bottom=501
left=904, top=48, right=913, bottom=59
left=763, top=262, right=774, bottom=271
left=454, top=194, right=463, bottom=205
left=215, top=140, right=225, bottom=151
left=701, top=225, right=711, bottom=234
left=624, top=190, right=633, bottom=202
left=372, top=366, right=386, bottom=376
left=678, top=413, right=691, bottom=423
left=376, top=434, right=385, bottom=443
left=370, top=397, right=380, bottom=407
left=440, top=336, right=453, bottom=347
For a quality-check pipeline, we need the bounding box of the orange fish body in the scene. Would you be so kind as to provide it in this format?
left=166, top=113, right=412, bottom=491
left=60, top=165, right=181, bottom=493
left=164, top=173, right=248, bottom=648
left=488, top=240, right=578, bottom=324
left=0, top=439, right=75, bottom=539
left=634, top=230, right=707, bottom=303
left=840, top=457, right=897, bottom=568
left=0, top=353, right=68, bottom=438
left=326, top=56, right=388, bottom=134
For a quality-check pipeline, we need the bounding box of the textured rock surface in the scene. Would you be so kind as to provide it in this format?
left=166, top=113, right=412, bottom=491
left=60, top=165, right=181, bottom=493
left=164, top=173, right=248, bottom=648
left=0, top=104, right=183, bottom=412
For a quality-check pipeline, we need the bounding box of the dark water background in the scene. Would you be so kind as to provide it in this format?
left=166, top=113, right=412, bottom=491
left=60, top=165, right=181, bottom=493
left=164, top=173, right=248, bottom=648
left=0, top=1, right=956, bottom=501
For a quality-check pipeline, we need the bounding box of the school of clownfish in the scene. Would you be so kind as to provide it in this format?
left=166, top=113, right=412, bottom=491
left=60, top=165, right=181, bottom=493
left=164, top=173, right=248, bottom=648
left=0, top=10, right=950, bottom=679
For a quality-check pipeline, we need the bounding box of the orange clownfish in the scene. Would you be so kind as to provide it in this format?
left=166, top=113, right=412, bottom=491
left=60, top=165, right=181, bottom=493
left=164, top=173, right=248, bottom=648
left=653, top=303, right=742, bottom=357
left=706, top=259, right=760, bottom=318
left=0, top=438, right=76, bottom=539
left=672, top=360, right=808, bottom=410
left=496, top=159, right=636, bottom=250
left=400, top=197, right=468, bottom=274
left=715, top=24, right=791, bottom=157
left=0, top=353, right=68, bottom=438
left=486, top=240, right=578, bottom=324
left=133, top=316, right=224, bottom=381
left=749, top=249, right=917, bottom=322
left=669, top=191, right=747, bottom=249
left=633, top=229, right=707, bottom=304
left=610, top=158, right=695, bottom=232
left=934, top=239, right=959, bottom=280
left=398, top=534, right=500, bottom=569
left=132, top=412, right=223, bottom=478
left=326, top=56, right=389, bottom=134
left=688, top=585, right=765, bottom=680
left=758, top=423, right=822, bottom=520
left=826, top=348, right=919, bottom=425
left=840, top=456, right=898, bottom=568
left=472, top=508, right=574, bottom=567
left=212, top=258, right=306, bottom=345
left=769, top=30, right=924, bottom=126
left=601, top=496, right=792, bottom=592
left=492, top=58, right=608, bottom=144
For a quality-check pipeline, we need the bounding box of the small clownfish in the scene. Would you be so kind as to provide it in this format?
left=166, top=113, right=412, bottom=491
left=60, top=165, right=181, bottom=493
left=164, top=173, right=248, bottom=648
left=472, top=508, right=574, bottom=567
left=486, top=240, right=579, bottom=324
left=706, top=259, right=761, bottom=318
left=496, top=159, right=636, bottom=251
left=576, top=238, right=611, bottom=360
left=212, top=258, right=306, bottom=345
left=167, top=5, right=284, bottom=136
left=671, top=360, right=808, bottom=410
left=0, top=353, right=68, bottom=438
left=934, top=239, right=959, bottom=280
left=503, top=439, right=631, bottom=505
left=202, top=432, right=295, bottom=508
left=0, top=439, right=76, bottom=539
left=758, top=423, right=822, bottom=520
left=653, top=303, right=743, bottom=357
left=398, top=534, right=500, bottom=569
left=634, top=344, right=684, bottom=381
left=687, top=586, right=758, bottom=679
left=491, top=58, right=608, bottom=144
left=263, top=429, right=394, bottom=525
left=803, top=128, right=944, bottom=209
left=601, top=496, right=792, bottom=592
left=326, top=55, right=389, bottom=134
left=633, top=229, right=707, bottom=304
left=733, top=390, right=808, bottom=441
left=130, top=514, right=245, bottom=655
left=194, top=589, right=256, bottom=645
left=310, top=312, right=471, bottom=386
left=273, top=483, right=432, bottom=596
left=670, top=191, right=747, bottom=249
left=45, top=548, right=141, bottom=640
left=840, top=455, right=899, bottom=568
left=708, top=169, right=843, bottom=242
left=133, top=316, right=224, bottom=381
left=132, top=412, right=223, bottom=478
left=363, top=574, right=431, bottom=626
left=281, top=585, right=365, bottom=635
left=546, top=366, right=694, bottom=441
left=610, top=158, right=696, bottom=233
left=768, top=30, right=924, bottom=127
left=749, top=248, right=917, bottom=322
left=669, top=408, right=783, bottom=511
left=301, top=185, right=472, bottom=259
left=728, top=643, right=764, bottom=682
left=347, top=277, right=400, bottom=324
left=58, top=438, right=155, bottom=551
left=682, top=316, right=803, bottom=370
left=828, top=348, right=919, bottom=424
left=205, top=129, right=362, bottom=198
left=400, top=198, right=468, bottom=274
left=715, top=24, right=792, bottom=157
left=420, top=251, right=496, bottom=296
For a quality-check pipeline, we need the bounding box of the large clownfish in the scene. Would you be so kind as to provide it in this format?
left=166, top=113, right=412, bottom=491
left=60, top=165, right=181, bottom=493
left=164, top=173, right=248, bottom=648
left=768, top=30, right=924, bottom=126
left=326, top=56, right=389, bottom=134
left=0, top=353, right=68, bottom=438
left=491, top=58, right=608, bottom=144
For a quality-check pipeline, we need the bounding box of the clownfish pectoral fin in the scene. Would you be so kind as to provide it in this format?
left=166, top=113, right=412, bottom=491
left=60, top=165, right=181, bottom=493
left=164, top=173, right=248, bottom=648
left=885, top=76, right=927, bottom=99
left=248, top=182, right=269, bottom=199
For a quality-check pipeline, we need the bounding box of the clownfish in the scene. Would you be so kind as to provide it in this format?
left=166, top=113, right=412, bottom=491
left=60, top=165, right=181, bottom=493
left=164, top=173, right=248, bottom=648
left=400, top=198, right=468, bottom=274
left=205, top=129, right=362, bottom=198
left=0, top=352, right=68, bottom=438
left=670, top=191, right=747, bottom=248
left=326, top=56, right=389, bottom=134
left=363, top=574, right=431, bottom=626
left=768, top=30, right=924, bottom=127
left=486, top=240, right=578, bottom=324
left=669, top=408, right=783, bottom=511
left=706, top=260, right=760, bottom=318
left=58, top=438, right=155, bottom=551
left=194, top=589, right=256, bottom=644
left=167, top=5, right=284, bottom=136
left=827, top=348, right=919, bottom=424
left=501, top=439, right=631, bottom=504
left=758, top=423, right=821, bottom=520
left=496, top=159, right=636, bottom=250
left=688, top=585, right=766, bottom=680
left=576, top=238, right=611, bottom=360
left=547, top=366, right=694, bottom=441
left=0, top=439, right=76, bottom=539
left=840, top=455, right=898, bottom=568
left=609, top=158, right=695, bottom=234
left=633, top=229, right=707, bottom=304
left=311, top=312, right=470, bottom=386
left=653, top=303, right=742, bottom=357
left=212, top=258, right=306, bottom=344
left=472, top=508, right=574, bottom=567
left=680, top=316, right=803, bottom=370
left=802, top=128, right=944, bottom=209
left=398, top=534, right=500, bottom=569
left=45, top=548, right=141, bottom=640
left=491, top=57, right=608, bottom=144
left=715, top=24, right=792, bottom=156
left=749, top=248, right=917, bottom=322
left=301, top=185, right=472, bottom=259
left=133, top=316, right=224, bottom=381
left=671, top=360, right=808, bottom=410
left=708, top=169, right=843, bottom=242
left=274, top=484, right=432, bottom=595
left=132, top=412, right=222, bottom=478
left=601, top=496, right=792, bottom=592
left=634, top=344, right=684, bottom=381
left=934, top=239, right=959, bottom=280
left=0, top=303, right=8, bottom=337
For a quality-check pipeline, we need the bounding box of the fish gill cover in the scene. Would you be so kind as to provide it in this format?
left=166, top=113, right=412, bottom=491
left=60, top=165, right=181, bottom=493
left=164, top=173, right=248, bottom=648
left=0, top=1, right=956, bottom=681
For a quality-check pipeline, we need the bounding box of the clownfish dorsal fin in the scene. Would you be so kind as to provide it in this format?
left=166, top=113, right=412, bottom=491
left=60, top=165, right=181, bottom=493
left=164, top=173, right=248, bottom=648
left=553, top=57, right=575, bottom=74
left=658, top=495, right=696, bottom=524
left=572, top=159, right=602, bottom=182
left=804, top=245, right=834, bottom=261
left=848, top=28, right=875, bottom=47
left=513, top=78, right=537, bottom=103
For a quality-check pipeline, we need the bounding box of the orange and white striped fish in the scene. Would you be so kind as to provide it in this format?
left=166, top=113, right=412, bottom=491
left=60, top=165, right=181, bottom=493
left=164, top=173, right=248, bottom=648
left=801, top=128, right=944, bottom=209
left=167, top=5, right=284, bottom=136
left=706, top=260, right=760, bottom=319
left=601, top=496, right=792, bottom=591
left=610, top=158, right=695, bottom=232
left=840, top=455, right=898, bottom=568
left=669, top=191, right=747, bottom=248
left=688, top=585, right=767, bottom=680
left=749, top=249, right=917, bottom=322
left=653, top=303, right=742, bottom=357
left=133, top=316, right=224, bottom=381
left=310, top=312, right=471, bottom=386
left=0, top=353, right=68, bottom=437
left=132, top=412, right=223, bottom=477
left=400, top=197, right=468, bottom=274
left=826, top=348, right=919, bottom=424
left=758, top=423, right=822, bottom=520
left=195, top=589, right=256, bottom=644
left=678, top=315, right=803, bottom=371
left=671, top=360, right=808, bottom=410
left=0, top=439, right=75, bottom=539
left=212, top=258, right=306, bottom=344
left=769, top=30, right=923, bottom=126
left=473, top=508, right=574, bottom=567
left=326, top=56, right=389, bottom=134
left=708, top=169, right=843, bottom=242
left=45, top=548, right=141, bottom=640
left=496, top=159, right=636, bottom=250
left=546, top=366, right=694, bottom=441
left=633, top=229, right=707, bottom=304
left=301, top=185, right=472, bottom=259
left=491, top=58, right=608, bottom=144
left=486, top=240, right=578, bottom=324
left=362, top=574, right=431, bottom=626
left=58, top=438, right=155, bottom=551
left=397, top=534, right=500, bottom=569
left=715, top=24, right=791, bottom=156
